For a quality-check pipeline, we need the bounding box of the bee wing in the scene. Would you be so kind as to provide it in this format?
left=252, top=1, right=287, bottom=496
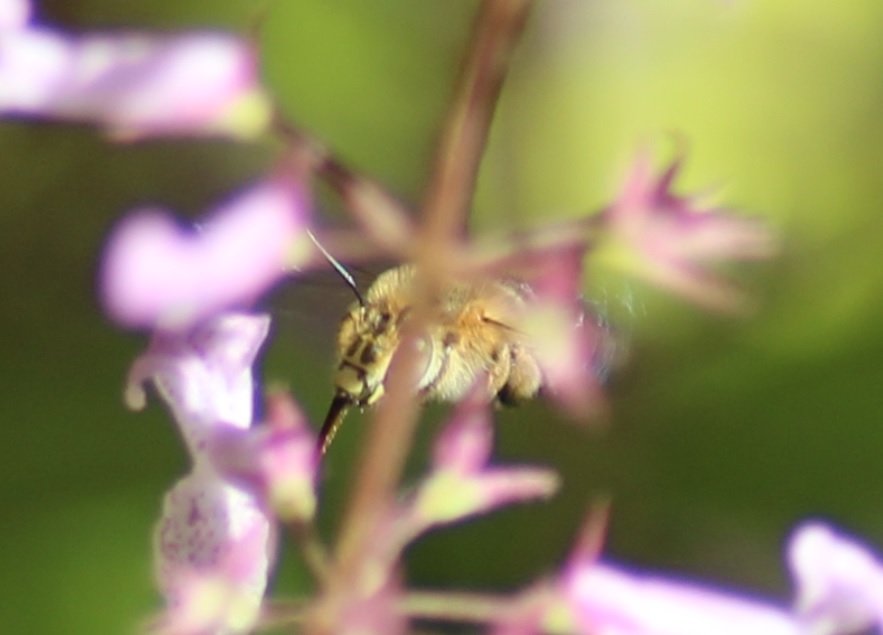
left=580, top=299, right=622, bottom=382
left=265, top=264, right=384, bottom=359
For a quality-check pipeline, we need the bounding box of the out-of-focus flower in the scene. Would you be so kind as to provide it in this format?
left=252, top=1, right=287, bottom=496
left=102, top=177, right=311, bottom=331
left=517, top=247, right=611, bottom=418
left=563, top=562, right=802, bottom=635
left=597, top=152, right=775, bottom=310
left=0, top=0, right=29, bottom=30
left=124, top=313, right=270, bottom=455
left=402, top=398, right=558, bottom=541
left=501, top=519, right=883, bottom=635
left=0, top=28, right=271, bottom=139
left=125, top=313, right=276, bottom=632
left=153, top=474, right=275, bottom=635
left=789, top=522, right=883, bottom=635
left=532, top=509, right=804, bottom=635
left=208, top=389, right=319, bottom=524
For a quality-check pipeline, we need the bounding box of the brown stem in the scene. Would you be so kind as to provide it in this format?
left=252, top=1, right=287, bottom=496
left=330, top=0, right=534, bottom=561
left=255, top=599, right=310, bottom=632
left=272, top=115, right=416, bottom=257
left=420, top=0, right=534, bottom=245
left=309, top=3, right=534, bottom=633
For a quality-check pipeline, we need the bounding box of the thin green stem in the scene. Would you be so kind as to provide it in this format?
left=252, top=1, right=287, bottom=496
left=287, top=520, right=331, bottom=584
left=401, top=589, right=513, bottom=624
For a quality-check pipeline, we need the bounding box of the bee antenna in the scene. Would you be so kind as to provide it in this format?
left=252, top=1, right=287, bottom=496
left=307, top=230, right=366, bottom=307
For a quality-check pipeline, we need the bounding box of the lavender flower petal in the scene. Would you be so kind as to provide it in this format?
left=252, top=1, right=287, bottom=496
left=519, top=247, right=608, bottom=417
left=430, top=396, right=494, bottom=474
left=126, top=312, right=275, bottom=630
left=102, top=178, right=310, bottom=330
left=153, top=471, right=275, bottom=635
left=565, top=563, right=802, bottom=635
left=789, top=522, right=883, bottom=635
left=0, top=29, right=271, bottom=138
left=0, top=0, right=29, bottom=30
left=124, top=313, right=269, bottom=460
left=208, top=390, right=319, bottom=523
left=402, top=401, right=559, bottom=541
left=600, top=152, right=775, bottom=310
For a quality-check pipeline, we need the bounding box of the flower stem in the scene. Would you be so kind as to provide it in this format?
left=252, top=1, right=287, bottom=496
left=287, top=520, right=331, bottom=584
left=401, top=589, right=513, bottom=625
left=420, top=0, right=535, bottom=245
left=330, top=0, right=535, bottom=582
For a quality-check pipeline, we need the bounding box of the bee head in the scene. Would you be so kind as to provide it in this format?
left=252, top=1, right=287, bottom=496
left=332, top=303, right=408, bottom=407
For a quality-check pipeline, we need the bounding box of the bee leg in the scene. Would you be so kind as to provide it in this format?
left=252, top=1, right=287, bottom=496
left=497, top=344, right=542, bottom=406
left=486, top=343, right=513, bottom=401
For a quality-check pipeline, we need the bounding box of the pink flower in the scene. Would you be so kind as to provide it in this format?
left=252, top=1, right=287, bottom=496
left=124, top=313, right=276, bottom=630
left=153, top=475, right=275, bottom=635
left=564, top=563, right=802, bottom=635
left=101, top=176, right=311, bottom=331
left=516, top=246, right=612, bottom=418
left=124, top=313, right=270, bottom=457
left=402, top=398, right=559, bottom=541
left=0, top=28, right=270, bottom=139
left=208, top=390, right=319, bottom=524
left=789, top=522, right=883, bottom=634
left=0, top=0, right=29, bottom=30
left=599, top=153, right=775, bottom=310
left=543, top=519, right=883, bottom=635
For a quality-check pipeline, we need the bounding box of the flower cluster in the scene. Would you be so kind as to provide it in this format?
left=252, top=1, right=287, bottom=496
left=490, top=521, right=883, bottom=635
left=6, top=1, right=878, bottom=634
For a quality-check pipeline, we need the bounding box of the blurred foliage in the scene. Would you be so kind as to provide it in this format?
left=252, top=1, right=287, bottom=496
left=3, top=0, right=883, bottom=632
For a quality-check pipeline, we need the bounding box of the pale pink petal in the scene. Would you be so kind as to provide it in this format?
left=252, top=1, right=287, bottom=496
left=519, top=248, right=610, bottom=417
left=565, top=563, right=802, bottom=635
left=402, top=402, right=559, bottom=542
left=127, top=314, right=275, bottom=632
left=255, top=391, right=317, bottom=522
left=430, top=397, right=494, bottom=474
left=470, top=468, right=560, bottom=514
left=153, top=472, right=275, bottom=635
left=409, top=466, right=558, bottom=536
left=102, top=178, right=310, bottom=330
left=208, top=391, right=318, bottom=523
left=788, top=522, right=883, bottom=634
left=601, top=153, right=775, bottom=310
left=0, top=0, right=29, bottom=30
left=125, top=313, right=269, bottom=460
left=0, top=29, right=270, bottom=138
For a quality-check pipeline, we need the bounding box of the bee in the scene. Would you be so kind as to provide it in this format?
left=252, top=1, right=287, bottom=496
left=318, top=263, right=549, bottom=454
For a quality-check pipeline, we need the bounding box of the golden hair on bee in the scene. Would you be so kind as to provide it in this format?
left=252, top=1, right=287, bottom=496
left=318, top=263, right=545, bottom=455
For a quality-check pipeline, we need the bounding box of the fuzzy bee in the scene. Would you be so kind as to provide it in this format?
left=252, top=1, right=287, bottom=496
left=318, top=262, right=595, bottom=454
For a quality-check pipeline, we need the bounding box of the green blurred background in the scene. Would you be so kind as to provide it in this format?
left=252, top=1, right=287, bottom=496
left=3, top=1, right=883, bottom=632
